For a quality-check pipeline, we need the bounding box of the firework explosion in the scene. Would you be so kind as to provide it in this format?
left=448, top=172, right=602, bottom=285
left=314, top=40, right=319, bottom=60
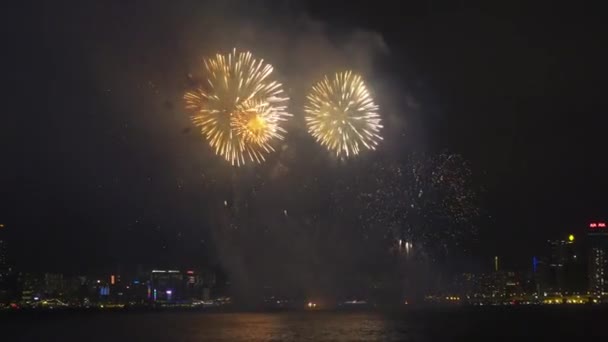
left=305, top=71, right=382, bottom=158
left=184, top=49, right=290, bottom=166
left=356, top=153, right=480, bottom=259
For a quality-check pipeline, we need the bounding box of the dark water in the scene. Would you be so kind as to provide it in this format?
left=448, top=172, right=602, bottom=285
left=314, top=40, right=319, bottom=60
left=2, top=308, right=607, bottom=341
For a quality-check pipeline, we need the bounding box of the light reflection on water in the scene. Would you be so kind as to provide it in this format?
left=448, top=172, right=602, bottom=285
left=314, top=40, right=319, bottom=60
left=191, top=312, right=408, bottom=341
left=8, top=308, right=604, bottom=341
left=10, top=312, right=413, bottom=341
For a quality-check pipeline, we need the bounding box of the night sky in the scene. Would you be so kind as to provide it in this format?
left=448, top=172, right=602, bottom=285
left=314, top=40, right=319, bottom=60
left=2, top=1, right=606, bottom=275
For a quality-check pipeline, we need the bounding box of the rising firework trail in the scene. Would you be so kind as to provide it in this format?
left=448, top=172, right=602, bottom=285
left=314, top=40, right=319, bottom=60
left=184, top=49, right=290, bottom=166
left=305, top=71, right=382, bottom=158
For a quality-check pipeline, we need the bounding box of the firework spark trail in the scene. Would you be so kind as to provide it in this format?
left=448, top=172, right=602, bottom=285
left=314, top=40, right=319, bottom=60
left=305, top=71, right=382, bottom=158
left=184, top=49, right=290, bottom=166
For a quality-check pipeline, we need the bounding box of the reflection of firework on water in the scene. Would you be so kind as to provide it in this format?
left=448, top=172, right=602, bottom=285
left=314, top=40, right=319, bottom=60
left=358, top=153, right=480, bottom=258
left=184, top=49, right=290, bottom=166
left=305, top=71, right=382, bottom=158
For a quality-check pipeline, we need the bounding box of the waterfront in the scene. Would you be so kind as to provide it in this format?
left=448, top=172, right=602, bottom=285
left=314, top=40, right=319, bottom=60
left=3, top=307, right=607, bottom=341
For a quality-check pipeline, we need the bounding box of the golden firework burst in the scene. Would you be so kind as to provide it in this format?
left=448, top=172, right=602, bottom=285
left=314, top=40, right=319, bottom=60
left=304, top=71, right=382, bottom=158
left=184, top=49, right=290, bottom=166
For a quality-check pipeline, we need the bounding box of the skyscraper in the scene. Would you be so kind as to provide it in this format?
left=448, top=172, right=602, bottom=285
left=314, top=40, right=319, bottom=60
left=150, top=269, right=184, bottom=302
left=547, top=235, right=576, bottom=292
left=588, top=222, right=608, bottom=294
left=535, top=233, right=585, bottom=294
left=0, top=224, right=13, bottom=302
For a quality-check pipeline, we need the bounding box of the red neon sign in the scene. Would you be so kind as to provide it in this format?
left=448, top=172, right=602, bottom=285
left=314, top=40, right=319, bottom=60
left=590, top=222, right=606, bottom=228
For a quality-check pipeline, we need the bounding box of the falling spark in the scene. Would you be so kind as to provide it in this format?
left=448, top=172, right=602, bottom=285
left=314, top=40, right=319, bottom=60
left=354, top=153, right=479, bottom=258
left=184, top=49, right=290, bottom=166
left=305, top=71, right=382, bottom=158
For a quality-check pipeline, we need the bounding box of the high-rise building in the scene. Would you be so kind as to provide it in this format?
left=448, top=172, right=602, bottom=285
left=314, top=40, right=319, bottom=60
left=44, top=273, right=65, bottom=296
left=0, top=223, right=7, bottom=271
left=0, top=224, right=9, bottom=286
left=150, top=269, right=183, bottom=302
left=0, top=240, right=6, bottom=269
left=184, top=270, right=207, bottom=299
left=588, top=221, right=608, bottom=295
left=0, top=224, right=16, bottom=302
left=20, top=273, right=44, bottom=302
left=534, top=233, right=585, bottom=294
left=547, top=235, right=576, bottom=292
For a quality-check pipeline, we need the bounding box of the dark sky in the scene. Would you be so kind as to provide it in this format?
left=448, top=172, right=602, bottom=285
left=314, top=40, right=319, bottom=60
left=1, top=1, right=606, bottom=275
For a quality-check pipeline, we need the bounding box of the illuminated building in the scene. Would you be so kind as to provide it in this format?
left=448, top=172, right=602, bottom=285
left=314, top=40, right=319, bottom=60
left=150, top=270, right=183, bottom=302
left=44, top=273, right=65, bottom=296
left=0, top=224, right=16, bottom=302
left=0, top=224, right=8, bottom=272
left=588, top=222, right=608, bottom=294
left=184, top=270, right=204, bottom=299
left=530, top=256, right=548, bottom=295
left=503, top=271, right=522, bottom=297
left=452, top=273, right=478, bottom=297
left=0, top=239, right=6, bottom=270
left=64, top=276, right=87, bottom=301
left=546, top=235, right=579, bottom=293
left=20, top=273, right=43, bottom=302
left=99, top=285, right=110, bottom=297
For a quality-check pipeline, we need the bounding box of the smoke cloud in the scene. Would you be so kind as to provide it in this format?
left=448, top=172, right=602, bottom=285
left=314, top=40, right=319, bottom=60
left=83, top=1, right=421, bottom=305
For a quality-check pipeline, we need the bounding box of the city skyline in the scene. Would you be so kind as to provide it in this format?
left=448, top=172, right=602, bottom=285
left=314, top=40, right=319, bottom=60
left=3, top=221, right=608, bottom=287
left=4, top=222, right=608, bottom=308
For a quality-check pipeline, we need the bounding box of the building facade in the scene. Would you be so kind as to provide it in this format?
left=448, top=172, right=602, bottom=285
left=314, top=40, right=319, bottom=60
left=588, top=222, right=608, bottom=294
left=150, top=269, right=184, bottom=302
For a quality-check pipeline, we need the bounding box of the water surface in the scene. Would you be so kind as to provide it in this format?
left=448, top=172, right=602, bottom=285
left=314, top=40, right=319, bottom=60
left=3, top=308, right=606, bottom=341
